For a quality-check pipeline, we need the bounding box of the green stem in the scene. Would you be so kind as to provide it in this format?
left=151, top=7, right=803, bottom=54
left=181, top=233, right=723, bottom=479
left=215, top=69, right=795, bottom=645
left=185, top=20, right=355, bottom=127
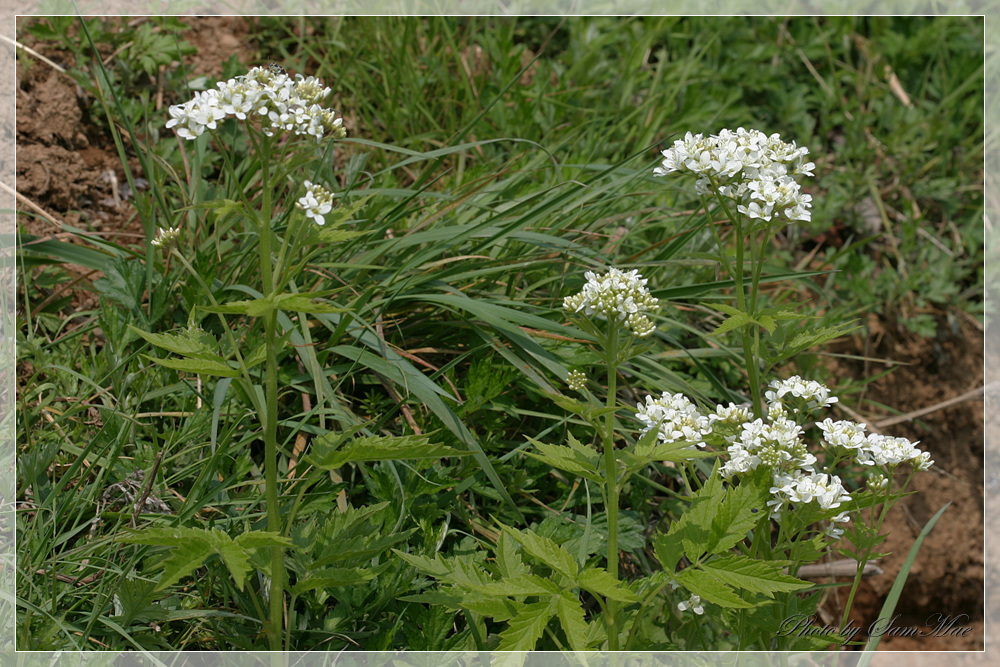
left=731, top=217, right=763, bottom=417
left=839, top=468, right=910, bottom=629
left=257, top=144, right=285, bottom=652
left=603, top=326, right=620, bottom=651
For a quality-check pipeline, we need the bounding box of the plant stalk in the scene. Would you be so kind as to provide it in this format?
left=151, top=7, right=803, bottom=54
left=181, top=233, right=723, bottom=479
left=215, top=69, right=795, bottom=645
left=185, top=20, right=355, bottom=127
left=603, top=326, right=620, bottom=651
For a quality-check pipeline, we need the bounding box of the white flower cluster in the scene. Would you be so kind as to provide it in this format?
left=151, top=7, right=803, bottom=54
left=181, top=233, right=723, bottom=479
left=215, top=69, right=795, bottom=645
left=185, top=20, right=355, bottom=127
left=768, top=471, right=852, bottom=518
left=636, top=392, right=712, bottom=448
left=296, top=180, right=335, bottom=225
left=653, top=127, right=814, bottom=223
left=817, top=419, right=933, bottom=471
left=765, top=375, right=838, bottom=418
left=166, top=65, right=347, bottom=141
left=563, top=268, right=659, bottom=337
left=636, top=377, right=933, bottom=531
left=151, top=225, right=182, bottom=249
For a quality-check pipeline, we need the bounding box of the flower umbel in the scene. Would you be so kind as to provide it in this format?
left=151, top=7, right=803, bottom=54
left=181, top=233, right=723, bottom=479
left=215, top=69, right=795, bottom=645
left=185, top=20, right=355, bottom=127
left=563, top=267, right=659, bottom=337
left=151, top=226, right=183, bottom=249
left=566, top=370, right=588, bottom=392
left=166, top=65, right=347, bottom=141
left=296, top=180, right=335, bottom=225
left=653, top=127, right=814, bottom=223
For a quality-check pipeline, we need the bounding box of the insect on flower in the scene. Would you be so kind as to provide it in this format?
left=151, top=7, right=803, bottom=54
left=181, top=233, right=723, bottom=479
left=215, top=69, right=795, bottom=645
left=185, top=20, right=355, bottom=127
left=268, top=62, right=287, bottom=76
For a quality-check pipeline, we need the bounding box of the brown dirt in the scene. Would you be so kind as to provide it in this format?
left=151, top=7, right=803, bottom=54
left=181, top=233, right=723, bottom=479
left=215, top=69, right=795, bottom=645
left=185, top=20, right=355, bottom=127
left=15, top=16, right=986, bottom=652
left=812, top=313, right=985, bottom=651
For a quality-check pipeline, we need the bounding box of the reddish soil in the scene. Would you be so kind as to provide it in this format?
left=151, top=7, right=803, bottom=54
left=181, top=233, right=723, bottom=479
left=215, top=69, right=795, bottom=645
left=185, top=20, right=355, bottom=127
left=815, top=314, right=986, bottom=651
left=15, top=16, right=986, bottom=652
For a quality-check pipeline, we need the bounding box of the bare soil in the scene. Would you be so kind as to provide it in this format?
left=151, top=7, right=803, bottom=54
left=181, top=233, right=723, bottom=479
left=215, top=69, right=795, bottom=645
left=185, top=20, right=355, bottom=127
left=15, top=16, right=986, bottom=652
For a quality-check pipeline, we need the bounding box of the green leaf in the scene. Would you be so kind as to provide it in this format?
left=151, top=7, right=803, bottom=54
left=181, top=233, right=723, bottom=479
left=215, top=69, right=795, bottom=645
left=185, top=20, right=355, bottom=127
left=576, top=567, right=640, bottom=603
left=501, top=524, right=578, bottom=580
left=468, top=574, right=560, bottom=598
left=523, top=436, right=603, bottom=484
left=215, top=540, right=252, bottom=591
left=141, top=354, right=239, bottom=378
left=674, top=568, right=754, bottom=609
left=130, top=326, right=220, bottom=360
left=652, top=532, right=685, bottom=575
left=120, top=527, right=287, bottom=592
left=495, top=531, right=528, bottom=579
left=700, top=554, right=812, bottom=598
left=496, top=600, right=555, bottom=651
left=546, top=392, right=619, bottom=425
left=555, top=591, right=589, bottom=651
left=175, top=198, right=244, bottom=216
left=272, top=295, right=346, bottom=314
left=291, top=567, right=374, bottom=595
left=199, top=297, right=276, bottom=317
left=233, top=532, right=294, bottom=549
left=307, top=433, right=468, bottom=469
left=706, top=470, right=772, bottom=555
left=310, top=529, right=415, bottom=569
left=393, top=550, right=454, bottom=580
left=312, top=229, right=370, bottom=245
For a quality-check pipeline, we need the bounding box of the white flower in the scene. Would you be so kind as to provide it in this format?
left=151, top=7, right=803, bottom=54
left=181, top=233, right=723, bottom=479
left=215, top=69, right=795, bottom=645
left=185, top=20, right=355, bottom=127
left=826, top=511, right=851, bottom=539
left=654, top=127, right=814, bottom=224
left=296, top=180, right=334, bottom=225
left=678, top=594, right=704, bottom=615
left=817, top=418, right=867, bottom=452
left=861, top=434, right=929, bottom=469
left=765, top=376, right=838, bottom=415
left=868, top=473, right=888, bottom=492
left=167, top=65, right=347, bottom=141
left=151, top=226, right=182, bottom=249
left=636, top=392, right=711, bottom=449
left=563, top=267, right=659, bottom=337
left=769, top=471, right=852, bottom=516
left=566, top=370, right=587, bottom=392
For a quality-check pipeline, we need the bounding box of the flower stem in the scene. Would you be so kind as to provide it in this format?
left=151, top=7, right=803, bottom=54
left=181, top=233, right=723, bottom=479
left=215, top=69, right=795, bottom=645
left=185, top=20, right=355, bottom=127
left=603, top=327, right=620, bottom=651
left=258, top=149, right=285, bottom=652
left=731, top=217, right=763, bottom=417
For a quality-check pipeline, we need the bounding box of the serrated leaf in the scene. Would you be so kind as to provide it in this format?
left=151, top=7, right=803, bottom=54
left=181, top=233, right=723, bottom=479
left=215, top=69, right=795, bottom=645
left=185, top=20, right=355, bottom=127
left=233, top=532, right=294, bottom=549
left=311, top=529, right=415, bottom=568
left=652, top=532, right=685, bottom=574
left=313, top=229, right=370, bottom=245
left=155, top=540, right=214, bottom=592
left=674, top=568, right=754, bottom=609
left=496, top=600, right=555, bottom=651
left=393, top=550, right=454, bottom=579
left=272, top=295, right=346, bottom=314
left=576, top=567, right=640, bottom=603
left=198, top=298, right=275, bottom=317
left=308, top=433, right=468, bottom=469
left=547, top=392, right=618, bottom=425
left=119, top=526, right=213, bottom=546
left=469, top=574, right=560, bottom=598
left=215, top=540, right=252, bottom=591
left=121, top=527, right=287, bottom=592
left=496, top=531, right=527, bottom=579
left=708, top=311, right=754, bottom=336
left=700, top=554, right=811, bottom=598
left=130, top=326, right=219, bottom=359
left=523, top=437, right=603, bottom=484
left=555, top=591, right=589, bottom=651
left=500, top=524, right=578, bottom=580
left=706, top=472, right=771, bottom=555
left=142, top=354, right=239, bottom=378
left=291, top=567, right=374, bottom=595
